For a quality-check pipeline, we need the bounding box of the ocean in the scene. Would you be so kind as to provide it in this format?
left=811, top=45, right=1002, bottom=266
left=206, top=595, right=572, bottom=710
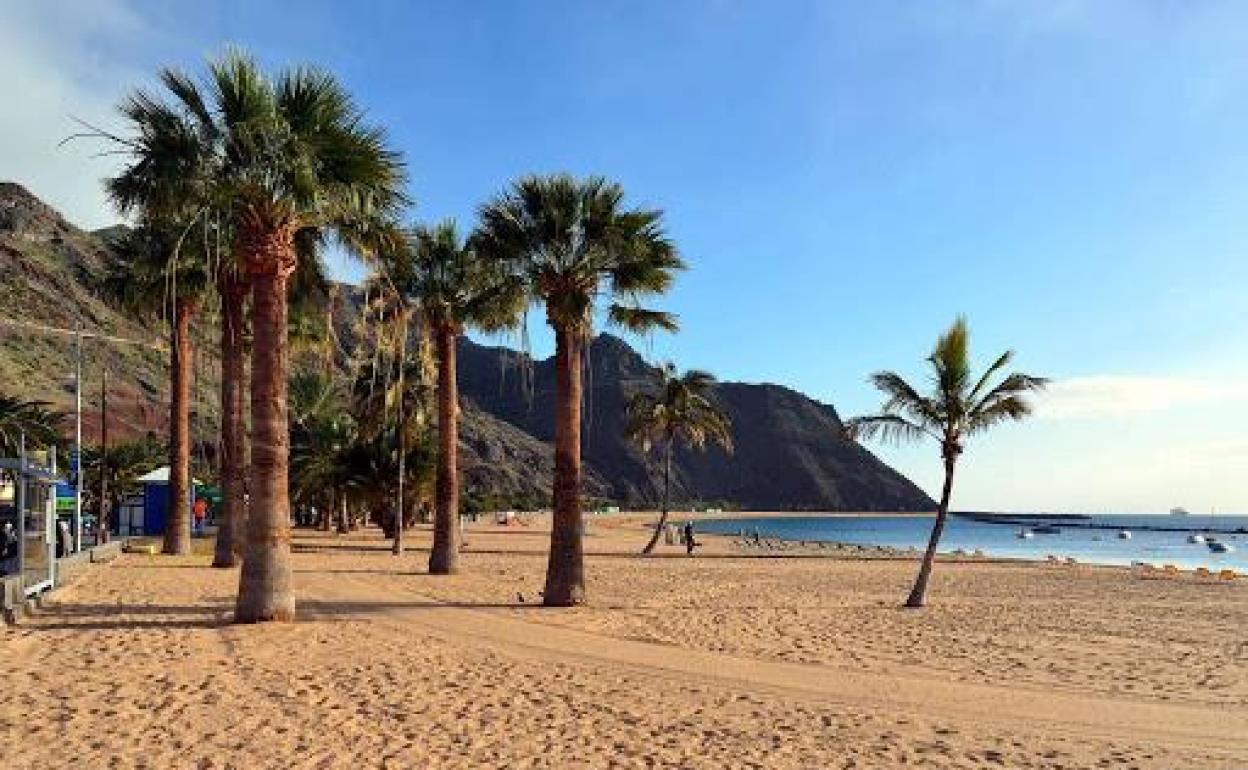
left=695, top=513, right=1248, bottom=571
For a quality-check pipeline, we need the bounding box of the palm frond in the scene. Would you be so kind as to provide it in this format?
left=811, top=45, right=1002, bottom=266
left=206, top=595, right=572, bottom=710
left=844, top=414, right=934, bottom=445
left=607, top=304, right=679, bottom=334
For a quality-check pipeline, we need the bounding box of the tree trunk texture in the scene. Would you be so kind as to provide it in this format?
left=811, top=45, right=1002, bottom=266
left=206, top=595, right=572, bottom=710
left=234, top=231, right=296, bottom=624
left=641, top=438, right=674, bottom=555
left=392, top=309, right=408, bottom=556
left=163, top=297, right=196, bottom=556
left=905, top=457, right=957, bottom=608
left=428, top=322, right=461, bottom=575
left=213, top=275, right=247, bottom=568
left=542, top=327, right=586, bottom=606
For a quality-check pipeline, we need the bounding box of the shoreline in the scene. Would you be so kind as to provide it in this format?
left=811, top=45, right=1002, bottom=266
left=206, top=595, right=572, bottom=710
left=600, top=511, right=1245, bottom=573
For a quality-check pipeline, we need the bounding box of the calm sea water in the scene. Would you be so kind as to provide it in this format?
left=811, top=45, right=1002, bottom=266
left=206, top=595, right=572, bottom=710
left=696, top=514, right=1248, bottom=571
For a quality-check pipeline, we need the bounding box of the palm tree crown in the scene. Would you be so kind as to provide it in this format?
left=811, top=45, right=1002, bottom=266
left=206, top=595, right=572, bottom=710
left=405, top=220, right=525, bottom=334
left=846, top=317, right=1047, bottom=460
left=473, top=174, right=684, bottom=336
left=626, top=364, right=733, bottom=456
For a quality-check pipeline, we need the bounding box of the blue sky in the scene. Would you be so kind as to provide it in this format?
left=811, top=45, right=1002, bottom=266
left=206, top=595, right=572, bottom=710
left=4, top=1, right=1247, bottom=512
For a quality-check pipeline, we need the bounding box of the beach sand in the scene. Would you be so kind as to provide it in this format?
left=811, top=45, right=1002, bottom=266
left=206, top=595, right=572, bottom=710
left=3, top=513, right=1245, bottom=769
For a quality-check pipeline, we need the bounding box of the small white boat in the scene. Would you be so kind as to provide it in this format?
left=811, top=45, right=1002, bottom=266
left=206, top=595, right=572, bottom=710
left=1016, top=528, right=1034, bottom=540
left=1188, top=533, right=1207, bottom=545
left=1117, top=530, right=1132, bottom=540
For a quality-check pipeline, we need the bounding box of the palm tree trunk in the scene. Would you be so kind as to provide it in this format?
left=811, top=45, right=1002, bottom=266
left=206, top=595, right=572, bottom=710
left=641, top=438, right=673, bottom=555
left=234, top=249, right=296, bottom=623
left=542, top=326, right=586, bottom=606
left=163, top=296, right=196, bottom=556
left=392, top=309, right=408, bottom=556
left=429, top=322, right=460, bottom=575
left=905, top=456, right=957, bottom=608
left=213, top=275, right=247, bottom=568
left=319, top=490, right=333, bottom=531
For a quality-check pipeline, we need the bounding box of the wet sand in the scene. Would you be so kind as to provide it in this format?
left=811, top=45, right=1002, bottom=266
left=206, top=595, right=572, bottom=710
left=3, top=513, right=1245, bottom=768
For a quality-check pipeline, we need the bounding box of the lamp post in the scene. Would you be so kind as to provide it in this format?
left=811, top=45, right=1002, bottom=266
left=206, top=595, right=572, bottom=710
left=73, top=321, right=83, bottom=552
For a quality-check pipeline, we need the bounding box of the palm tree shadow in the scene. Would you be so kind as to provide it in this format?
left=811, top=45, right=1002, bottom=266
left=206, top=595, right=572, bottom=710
left=28, top=600, right=233, bottom=631
left=299, top=598, right=552, bottom=616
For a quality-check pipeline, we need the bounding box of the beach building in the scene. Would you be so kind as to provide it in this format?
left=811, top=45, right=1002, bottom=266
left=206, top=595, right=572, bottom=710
left=0, top=451, right=64, bottom=604
left=115, top=466, right=201, bottom=537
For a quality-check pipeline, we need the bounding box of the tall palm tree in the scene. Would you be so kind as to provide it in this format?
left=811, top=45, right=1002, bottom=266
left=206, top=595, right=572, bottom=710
left=0, top=394, right=63, bottom=455
left=401, top=220, right=523, bottom=574
left=847, top=317, right=1047, bottom=608
left=625, top=364, right=733, bottom=554
left=475, top=174, right=684, bottom=605
left=104, top=71, right=219, bottom=558
left=104, top=226, right=210, bottom=556
left=110, top=51, right=406, bottom=621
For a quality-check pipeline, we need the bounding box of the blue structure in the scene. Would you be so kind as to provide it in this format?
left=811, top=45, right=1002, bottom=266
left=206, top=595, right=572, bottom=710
left=123, top=467, right=194, bottom=536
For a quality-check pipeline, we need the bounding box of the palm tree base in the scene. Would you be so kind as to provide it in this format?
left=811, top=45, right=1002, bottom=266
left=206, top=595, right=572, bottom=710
left=233, top=607, right=295, bottom=624
left=541, top=591, right=586, bottom=608
left=427, top=552, right=459, bottom=575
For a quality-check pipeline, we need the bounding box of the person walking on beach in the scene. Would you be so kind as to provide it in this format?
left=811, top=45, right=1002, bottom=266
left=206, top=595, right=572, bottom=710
left=683, top=521, right=699, bottom=556
left=192, top=498, right=207, bottom=537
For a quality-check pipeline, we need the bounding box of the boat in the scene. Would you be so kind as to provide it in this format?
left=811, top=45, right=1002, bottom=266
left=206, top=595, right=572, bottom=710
left=1208, top=540, right=1234, bottom=554
left=1016, top=528, right=1034, bottom=539
left=1170, top=507, right=1190, bottom=516
left=1117, top=530, right=1132, bottom=540
left=1188, top=533, right=1207, bottom=544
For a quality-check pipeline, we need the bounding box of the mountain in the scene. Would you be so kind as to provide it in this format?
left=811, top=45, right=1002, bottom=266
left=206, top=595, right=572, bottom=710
left=0, top=182, right=214, bottom=444
left=457, top=334, right=933, bottom=511
left=0, top=181, right=932, bottom=511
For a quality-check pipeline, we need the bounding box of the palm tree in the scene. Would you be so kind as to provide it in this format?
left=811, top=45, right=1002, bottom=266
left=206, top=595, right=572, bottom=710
left=625, top=364, right=733, bottom=554
left=474, top=174, right=684, bottom=605
left=0, top=394, right=63, bottom=455
left=104, top=226, right=210, bottom=556
left=846, top=317, right=1047, bottom=608
left=110, top=51, right=406, bottom=621
left=400, top=221, right=523, bottom=574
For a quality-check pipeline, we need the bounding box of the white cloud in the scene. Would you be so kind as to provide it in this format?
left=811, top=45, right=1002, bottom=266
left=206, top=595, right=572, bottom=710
left=1036, top=375, right=1248, bottom=420
left=0, top=1, right=152, bottom=229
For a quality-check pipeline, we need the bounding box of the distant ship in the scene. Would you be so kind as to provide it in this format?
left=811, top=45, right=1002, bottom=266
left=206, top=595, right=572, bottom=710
left=1170, top=507, right=1190, bottom=516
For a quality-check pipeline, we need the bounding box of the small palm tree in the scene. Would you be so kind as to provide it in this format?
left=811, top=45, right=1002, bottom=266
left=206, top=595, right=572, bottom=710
left=475, top=174, right=684, bottom=606
left=847, top=317, right=1047, bottom=608
left=111, top=50, right=406, bottom=621
left=400, top=221, right=523, bottom=574
left=626, top=364, right=733, bottom=554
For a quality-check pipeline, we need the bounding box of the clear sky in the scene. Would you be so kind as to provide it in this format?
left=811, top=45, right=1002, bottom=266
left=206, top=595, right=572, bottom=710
left=4, top=1, right=1246, bottom=513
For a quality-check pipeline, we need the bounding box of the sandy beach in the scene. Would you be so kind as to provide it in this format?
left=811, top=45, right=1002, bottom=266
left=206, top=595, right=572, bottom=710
left=3, top=514, right=1246, bottom=769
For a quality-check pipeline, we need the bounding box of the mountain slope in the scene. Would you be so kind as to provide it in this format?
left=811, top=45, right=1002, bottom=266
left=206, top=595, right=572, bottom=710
left=457, top=334, right=934, bottom=511
left=0, top=182, right=215, bottom=444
